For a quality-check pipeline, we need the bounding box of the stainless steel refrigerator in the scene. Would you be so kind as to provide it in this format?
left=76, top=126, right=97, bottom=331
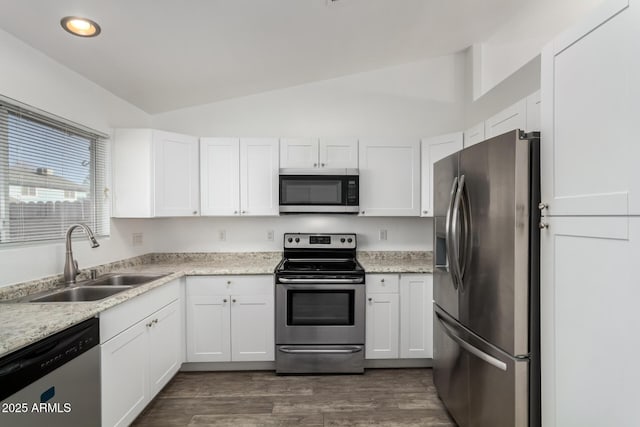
left=433, top=129, right=540, bottom=427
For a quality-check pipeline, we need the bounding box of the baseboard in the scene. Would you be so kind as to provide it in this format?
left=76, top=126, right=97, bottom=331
left=180, top=359, right=432, bottom=372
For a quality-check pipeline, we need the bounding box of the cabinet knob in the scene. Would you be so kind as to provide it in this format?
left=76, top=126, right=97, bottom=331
left=241, top=210, right=246, bottom=214
left=153, top=318, right=158, bottom=324
left=313, top=163, right=318, bottom=167
left=380, top=278, right=385, bottom=283
left=423, top=210, right=428, bottom=214
left=321, top=163, right=325, bottom=167
left=227, top=280, right=231, bottom=285
left=234, top=210, right=238, bottom=214
left=232, top=299, right=237, bottom=303
left=193, top=211, right=198, bottom=215
left=539, top=222, right=549, bottom=229
left=223, top=299, right=228, bottom=303
left=361, top=211, right=365, bottom=215
left=146, top=322, right=152, bottom=328
left=368, top=297, right=372, bottom=302
left=538, top=203, right=548, bottom=211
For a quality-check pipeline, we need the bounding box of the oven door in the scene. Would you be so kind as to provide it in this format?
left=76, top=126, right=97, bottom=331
left=275, top=283, right=365, bottom=345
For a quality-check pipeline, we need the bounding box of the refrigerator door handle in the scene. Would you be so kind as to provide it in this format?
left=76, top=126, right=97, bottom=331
left=450, top=174, right=465, bottom=291
left=458, top=176, right=472, bottom=281
left=435, top=311, right=508, bottom=372
left=445, top=177, right=459, bottom=289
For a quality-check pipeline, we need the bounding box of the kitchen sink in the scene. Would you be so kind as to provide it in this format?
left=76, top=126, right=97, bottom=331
left=28, top=286, right=133, bottom=302
left=83, top=273, right=168, bottom=287
left=18, top=273, right=171, bottom=303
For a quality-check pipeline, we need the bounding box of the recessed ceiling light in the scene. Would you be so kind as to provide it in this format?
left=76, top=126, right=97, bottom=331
left=60, top=16, right=101, bottom=37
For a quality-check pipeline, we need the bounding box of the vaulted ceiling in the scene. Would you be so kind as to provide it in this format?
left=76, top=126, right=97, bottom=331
left=0, top=0, right=530, bottom=113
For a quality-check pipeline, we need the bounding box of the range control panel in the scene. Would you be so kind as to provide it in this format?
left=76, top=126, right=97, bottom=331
left=283, top=233, right=356, bottom=249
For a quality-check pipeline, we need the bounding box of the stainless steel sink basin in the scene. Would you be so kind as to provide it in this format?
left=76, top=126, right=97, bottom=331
left=18, top=273, right=171, bottom=303
left=28, top=286, right=133, bottom=302
left=83, top=273, right=168, bottom=287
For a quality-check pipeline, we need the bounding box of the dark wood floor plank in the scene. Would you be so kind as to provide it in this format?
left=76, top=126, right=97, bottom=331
left=132, top=368, right=456, bottom=427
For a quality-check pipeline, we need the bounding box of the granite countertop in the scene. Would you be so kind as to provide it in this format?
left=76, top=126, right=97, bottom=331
left=0, top=250, right=432, bottom=358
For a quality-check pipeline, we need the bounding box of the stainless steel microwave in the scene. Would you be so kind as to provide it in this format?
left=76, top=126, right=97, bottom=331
left=279, top=169, right=359, bottom=213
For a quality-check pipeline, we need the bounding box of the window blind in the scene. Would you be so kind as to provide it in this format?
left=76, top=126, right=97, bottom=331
left=0, top=100, right=110, bottom=245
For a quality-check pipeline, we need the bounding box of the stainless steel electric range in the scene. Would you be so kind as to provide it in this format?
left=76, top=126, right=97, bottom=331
left=275, top=233, right=365, bottom=374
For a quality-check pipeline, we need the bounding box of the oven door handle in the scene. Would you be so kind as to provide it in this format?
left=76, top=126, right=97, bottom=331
left=278, top=346, right=363, bottom=354
left=278, top=277, right=364, bottom=284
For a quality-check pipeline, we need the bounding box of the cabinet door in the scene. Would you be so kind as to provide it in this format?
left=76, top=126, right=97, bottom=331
left=358, top=138, right=420, bottom=216
left=463, top=122, right=485, bottom=148
left=421, top=133, right=463, bottom=217
left=147, top=300, right=182, bottom=396
left=230, top=294, right=275, bottom=361
left=101, top=321, right=148, bottom=427
left=319, top=138, right=358, bottom=169
left=541, top=0, right=640, bottom=215
left=485, top=99, right=526, bottom=139
left=365, top=293, right=399, bottom=359
left=186, top=295, right=231, bottom=362
left=400, top=274, right=433, bottom=358
left=153, top=130, right=200, bottom=217
left=200, top=137, right=240, bottom=216
left=240, top=138, right=279, bottom=216
left=112, top=129, right=154, bottom=217
left=280, top=138, right=319, bottom=168
left=541, top=216, right=640, bottom=427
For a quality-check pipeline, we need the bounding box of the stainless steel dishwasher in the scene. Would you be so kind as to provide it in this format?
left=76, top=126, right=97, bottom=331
left=0, top=317, right=100, bottom=426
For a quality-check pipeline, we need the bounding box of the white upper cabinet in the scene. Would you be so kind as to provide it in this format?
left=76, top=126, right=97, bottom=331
left=280, top=137, right=357, bottom=169
left=200, top=137, right=279, bottom=216
left=112, top=129, right=199, bottom=217
left=358, top=138, right=421, bottom=216
left=240, top=138, right=279, bottom=216
left=485, top=99, right=527, bottom=139
left=541, top=0, right=640, bottom=216
left=319, top=138, right=358, bottom=169
left=280, top=138, right=319, bottom=169
left=421, top=132, right=463, bottom=217
left=463, top=122, right=485, bottom=148
left=200, top=138, right=240, bottom=216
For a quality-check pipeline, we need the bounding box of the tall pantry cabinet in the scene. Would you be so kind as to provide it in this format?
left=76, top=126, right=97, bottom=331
left=540, top=1, right=640, bottom=426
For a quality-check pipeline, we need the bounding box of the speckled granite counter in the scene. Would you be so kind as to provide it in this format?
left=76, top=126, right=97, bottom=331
left=0, top=250, right=431, bottom=358
left=358, top=251, right=433, bottom=273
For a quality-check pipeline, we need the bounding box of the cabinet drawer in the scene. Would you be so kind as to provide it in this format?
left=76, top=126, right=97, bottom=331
left=186, top=275, right=273, bottom=296
left=366, top=274, right=399, bottom=294
left=100, top=279, right=180, bottom=344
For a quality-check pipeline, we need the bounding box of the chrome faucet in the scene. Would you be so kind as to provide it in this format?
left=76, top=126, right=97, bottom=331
left=64, top=223, right=100, bottom=285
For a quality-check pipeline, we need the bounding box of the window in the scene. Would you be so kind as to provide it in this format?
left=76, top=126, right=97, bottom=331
left=0, top=99, right=109, bottom=245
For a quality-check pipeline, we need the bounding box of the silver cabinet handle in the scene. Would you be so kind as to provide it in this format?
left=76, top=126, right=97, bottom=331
left=241, top=210, right=246, bottom=214
left=232, top=299, right=236, bottom=303
left=538, top=202, right=548, bottom=211
left=539, top=222, right=549, bottom=229
left=223, top=299, right=227, bottom=303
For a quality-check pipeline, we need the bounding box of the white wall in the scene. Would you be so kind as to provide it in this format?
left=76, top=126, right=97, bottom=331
left=152, top=54, right=466, bottom=138
left=152, top=216, right=432, bottom=253
left=472, top=0, right=605, bottom=98
left=0, top=28, right=153, bottom=287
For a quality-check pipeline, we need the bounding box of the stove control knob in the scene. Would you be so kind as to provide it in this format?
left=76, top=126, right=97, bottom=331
left=295, top=237, right=300, bottom=243
left=347, top=238, right=353, bottom=243
left=287, top=237, right=293, bottom=243
left=340, top=238, right=346, bottom=243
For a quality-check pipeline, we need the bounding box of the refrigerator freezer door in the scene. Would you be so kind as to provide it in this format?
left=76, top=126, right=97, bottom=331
left=434, top=305, right=529, bottom=427
left=457, top=130, right=532, bottom=356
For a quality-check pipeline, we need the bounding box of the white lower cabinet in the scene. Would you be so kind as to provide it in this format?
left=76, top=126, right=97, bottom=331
left=100, top=281, right=182, bottom=427
left=365, top=273, right=432, bottom=360
left=186, top=276, right=274, bottom=362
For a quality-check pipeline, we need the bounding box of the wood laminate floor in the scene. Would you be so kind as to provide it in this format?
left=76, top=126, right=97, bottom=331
left=132, top=368, right=456, bottom=426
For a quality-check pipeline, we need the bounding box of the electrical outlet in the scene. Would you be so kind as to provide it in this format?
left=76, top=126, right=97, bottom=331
left=132, top=232, right=143, bottom=246
left=379, top=229, right=387, bottom=241
left=267, top=230, right=274, bottom=241
left=218, top=230, right=226, bottom=241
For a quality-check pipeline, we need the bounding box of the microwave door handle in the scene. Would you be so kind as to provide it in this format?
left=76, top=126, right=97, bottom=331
left=445, top=176, right=459, bottom=290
